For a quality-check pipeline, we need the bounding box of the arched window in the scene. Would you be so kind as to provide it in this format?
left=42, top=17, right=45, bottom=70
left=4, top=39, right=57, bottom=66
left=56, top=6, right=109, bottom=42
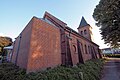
left=88, top=46, right=91, bottom=54
left=84, top=29, right=87, bottom=34
left=73, top=45, right=76, bottom=52
left=81, top=31, right=83, bottom=35
left=81, top=43, right=84, bottom=54
left=85, top=45, right=88, bottom=54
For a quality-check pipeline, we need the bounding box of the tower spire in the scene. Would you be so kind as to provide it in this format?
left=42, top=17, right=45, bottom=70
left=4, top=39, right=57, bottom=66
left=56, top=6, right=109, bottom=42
left=78, top=16, right=89, bottom=29
left=77, top=16, right=93, bottom=41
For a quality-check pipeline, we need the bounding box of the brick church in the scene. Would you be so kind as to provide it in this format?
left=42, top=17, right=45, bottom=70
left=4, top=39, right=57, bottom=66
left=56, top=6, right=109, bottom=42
left=11, top=12, right=102, bottom=72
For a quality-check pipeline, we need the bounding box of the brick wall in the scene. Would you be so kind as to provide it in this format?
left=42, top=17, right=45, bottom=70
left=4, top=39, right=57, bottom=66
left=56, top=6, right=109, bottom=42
left=11, top=18, right=33, bottom=69
left=27, top=17, right=61, bottom=72
left=11, top=15, right=101, bottom=72
left=78, top=26, right=93, bottom=41
left=64, top=29, right=99, bottom=65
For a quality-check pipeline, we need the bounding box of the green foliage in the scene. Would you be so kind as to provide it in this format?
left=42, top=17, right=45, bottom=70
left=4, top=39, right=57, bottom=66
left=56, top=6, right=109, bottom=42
left=0, top=59, right=105, bottom=80
left=104, top=54, right=120, bottom=58
left=0, top=62, right=26, bottom=80
left=93, top=0, right=120, bottom=48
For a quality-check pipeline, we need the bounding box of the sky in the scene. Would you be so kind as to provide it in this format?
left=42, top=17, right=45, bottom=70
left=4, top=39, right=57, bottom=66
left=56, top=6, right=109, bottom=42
left=0, top=0, right=109, bottom=49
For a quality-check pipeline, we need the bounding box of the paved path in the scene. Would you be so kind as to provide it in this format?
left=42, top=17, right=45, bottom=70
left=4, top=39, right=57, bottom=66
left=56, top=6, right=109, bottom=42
left=101, top=58, right=120, bottom=80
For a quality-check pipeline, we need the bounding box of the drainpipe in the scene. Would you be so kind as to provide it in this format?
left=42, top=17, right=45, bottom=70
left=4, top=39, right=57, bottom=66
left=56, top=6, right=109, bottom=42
left=10, top=42, right=15, bottom=62
left=15, top=34, right=22, bottom=65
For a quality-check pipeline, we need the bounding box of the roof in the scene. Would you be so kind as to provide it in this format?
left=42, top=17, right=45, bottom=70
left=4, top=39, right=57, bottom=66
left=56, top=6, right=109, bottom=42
left=4, top=46, right=13, bottom=50
left=78, top=16, right=90, bottom=29
left=36, top=12, right=99, bottom=46
left=43, top=11, right=67, bottom=27
left=101, top=48, right=111, bottom=50
left=65, top=26, right=99, bottom=46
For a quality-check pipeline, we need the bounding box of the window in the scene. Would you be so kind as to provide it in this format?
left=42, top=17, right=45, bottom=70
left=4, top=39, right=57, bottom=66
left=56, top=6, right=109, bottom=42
left=73, top=45, right=76, bottom=52
left=85, top=45, right=88, bottom=54
left=88, top=46, right=91, bottom=54
left=84, top=30, right=87, bottom=34
left=81, top=31, right=83, bottom=35
left=81, top=43, right=84, bottom=54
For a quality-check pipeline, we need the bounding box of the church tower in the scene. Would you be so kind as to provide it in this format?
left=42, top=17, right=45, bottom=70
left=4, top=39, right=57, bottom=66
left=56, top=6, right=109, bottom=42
left=77, top=17, right=93, bottom=41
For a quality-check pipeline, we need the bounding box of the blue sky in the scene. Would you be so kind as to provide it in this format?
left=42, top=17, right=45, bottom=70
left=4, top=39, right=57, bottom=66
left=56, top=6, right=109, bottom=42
left=0, top=0, right=109, bottom=48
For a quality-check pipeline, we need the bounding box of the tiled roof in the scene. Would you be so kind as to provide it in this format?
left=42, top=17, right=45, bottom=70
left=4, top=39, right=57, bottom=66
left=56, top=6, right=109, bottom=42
left=40, top=12, right=98, bottom=46
left=78, top=16, right=89, bottom=29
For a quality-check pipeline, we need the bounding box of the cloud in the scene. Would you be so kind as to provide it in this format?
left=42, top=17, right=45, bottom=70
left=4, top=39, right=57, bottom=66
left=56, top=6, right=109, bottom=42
left=0, top=33, right=5, bottom=36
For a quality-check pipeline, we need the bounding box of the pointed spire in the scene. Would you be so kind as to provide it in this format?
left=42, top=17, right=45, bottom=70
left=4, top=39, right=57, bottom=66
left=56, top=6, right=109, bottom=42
left=78, top=16, right=89, bottom=29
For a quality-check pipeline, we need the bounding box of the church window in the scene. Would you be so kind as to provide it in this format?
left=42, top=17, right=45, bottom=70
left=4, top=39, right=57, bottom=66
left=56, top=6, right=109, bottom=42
left=81, top=43, right=84, bottom=54
left=84, top=30, right=87, bottom=34
left=73, top=45, right=76, bottom=52
left=81, top=31, right=83, bottom=35
left=88, top=46, right=91, bottom=54
left=85, top=45, right=88, bottom=54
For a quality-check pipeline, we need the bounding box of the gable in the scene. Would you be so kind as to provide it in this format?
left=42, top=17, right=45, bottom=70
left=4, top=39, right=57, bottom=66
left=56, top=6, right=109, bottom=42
left=43, top=11, right=67, bottom=28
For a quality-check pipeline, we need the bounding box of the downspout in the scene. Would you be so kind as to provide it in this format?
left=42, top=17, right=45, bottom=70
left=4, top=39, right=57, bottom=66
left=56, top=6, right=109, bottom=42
left=10, top=42, right=15, bottom=62
left=15, top=34, right=22, bottom=65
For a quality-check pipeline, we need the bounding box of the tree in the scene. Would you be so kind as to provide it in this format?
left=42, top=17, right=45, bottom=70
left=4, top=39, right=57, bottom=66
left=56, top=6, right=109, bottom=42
left=93, top=0, right=120, bottom=48
left=0, top=36, right=12, bottom=54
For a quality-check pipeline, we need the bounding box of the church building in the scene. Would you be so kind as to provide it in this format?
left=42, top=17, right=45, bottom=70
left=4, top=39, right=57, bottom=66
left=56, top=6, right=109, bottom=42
left=11, top=12, right=102, bottom=72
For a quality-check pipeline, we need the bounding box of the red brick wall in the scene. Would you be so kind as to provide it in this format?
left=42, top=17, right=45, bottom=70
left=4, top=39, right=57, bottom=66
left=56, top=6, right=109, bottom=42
left=11, top=36, right=20, bottom=63
left=78, top=26, right=93, bottom=41
left=11, top=18, right=33, bottom=69
left=64, top=30, right=99, bottom=65
left=11, top=16, right=101, bottom=72
left=27, top=17, right=61, bottom=72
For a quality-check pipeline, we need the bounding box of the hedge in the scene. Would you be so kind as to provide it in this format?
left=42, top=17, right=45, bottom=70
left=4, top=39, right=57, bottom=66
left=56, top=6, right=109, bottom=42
left=104, top=54, right=120, bottom=58
left=0, top=59, right=105, bottom=80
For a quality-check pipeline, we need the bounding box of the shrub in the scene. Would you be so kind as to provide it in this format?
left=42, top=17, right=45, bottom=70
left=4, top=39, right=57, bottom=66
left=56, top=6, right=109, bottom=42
left=105, top=54, right=120, bottom=58
left=0, top=59, right=105, bottom=80
left=0, top=62, right=26, bottom=80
